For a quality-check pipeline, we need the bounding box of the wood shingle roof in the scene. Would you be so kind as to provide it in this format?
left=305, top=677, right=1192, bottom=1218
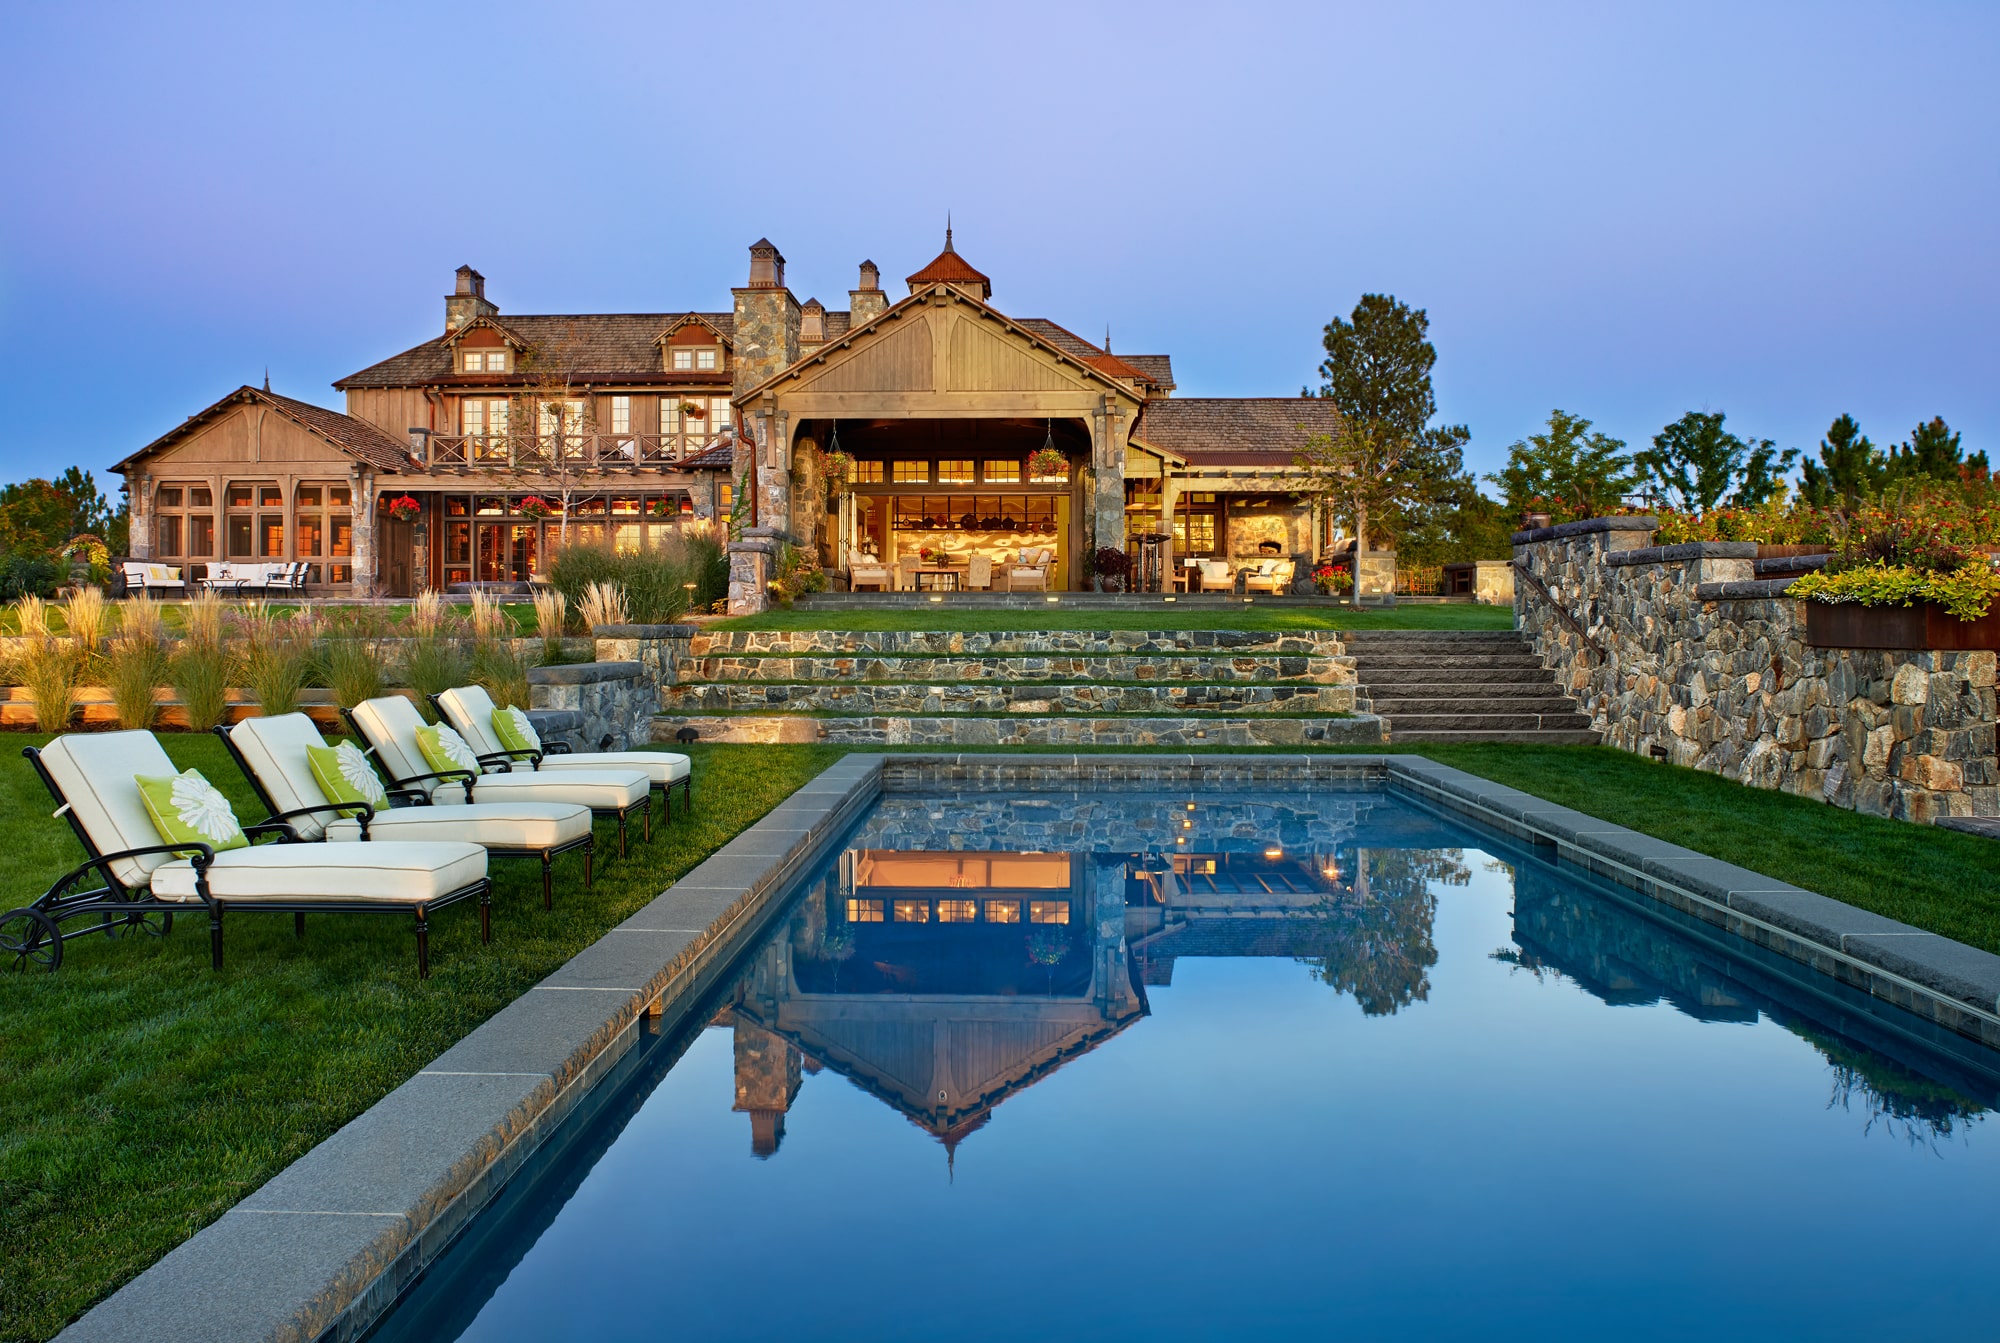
left=334, top=313, right=737, bottom=389
left=114, top=386, right=415, bottom=474
left=1132, top=397, right=1343, bottom=467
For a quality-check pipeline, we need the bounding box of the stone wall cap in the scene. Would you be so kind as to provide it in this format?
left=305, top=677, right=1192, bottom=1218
left=592, top=623, right=699, bottom=637
left=1694, top=579, right=1801, bottom=601
left=1606, top=541, right=1760, bottom=566
left=528, top=660, right=645, bottom=685
left=523, top=708, right=585, bottom=730
left=727, top=538, right=779, bottom=556
left=1511, top=515, right=1658, bottom=545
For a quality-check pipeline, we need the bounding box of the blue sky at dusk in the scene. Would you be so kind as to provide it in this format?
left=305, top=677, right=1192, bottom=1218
left=1, top=1, right=1994, bottom=493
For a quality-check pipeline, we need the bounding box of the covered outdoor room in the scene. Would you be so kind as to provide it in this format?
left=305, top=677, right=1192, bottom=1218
left=808, top=416, right=1090, bottom=591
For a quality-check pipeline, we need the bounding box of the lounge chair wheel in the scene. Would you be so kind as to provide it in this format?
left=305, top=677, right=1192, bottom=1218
left=0, top=907, right=62, bottom=972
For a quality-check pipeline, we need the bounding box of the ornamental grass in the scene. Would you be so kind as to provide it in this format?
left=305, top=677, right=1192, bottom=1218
left=470, top=639, right=531, bottom=709
left=60, top=587, right=107, bottom=651
left=104, top=605, right=170, bottom=731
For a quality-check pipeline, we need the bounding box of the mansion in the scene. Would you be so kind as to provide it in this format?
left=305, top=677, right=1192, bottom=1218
left=115, top=233, right=1345, bottom=605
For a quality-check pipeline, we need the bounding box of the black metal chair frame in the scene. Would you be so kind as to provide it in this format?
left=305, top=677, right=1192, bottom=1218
left=342, top=706, right=651, bottom=858
left=6, top=746, right=491, bottom=977
left=424, top=692, right=695, bottom=823
left=211, top=725, right=593, bottom=911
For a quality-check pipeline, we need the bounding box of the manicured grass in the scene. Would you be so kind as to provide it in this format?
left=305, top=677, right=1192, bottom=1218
left=711, top=603, right=1517, bottom=633
left=0, top=735, right=842, bottom=1342
left=4, top=731, right=1992, bottom=1341
left=0, top=601, right=545, bottom=637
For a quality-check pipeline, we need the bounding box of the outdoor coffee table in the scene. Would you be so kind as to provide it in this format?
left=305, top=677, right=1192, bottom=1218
left=914, top=567, right=961, bottom=592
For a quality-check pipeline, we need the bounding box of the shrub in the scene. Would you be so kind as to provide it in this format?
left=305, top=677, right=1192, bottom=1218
left=549, top=538, right=703, bottom=624
left=0, top=555, right=61, bottom=601
left=471, top=639, right=531, bottom=709
left=169, top=643, right=231, bottom=731
left=1790, top=561, right=2000, bottom=622
left=468, top=590, right=506, bottom=645
left=1092, top=546, right=1130, bottom=577
left=578, top=580, right=629, bottom=630
left=410, top=589, right=448, bottom=640
left=236, top=607, right=319, bottom=718
left=182, top=591, right=227, bottom=648
left=119, top=592, right=167, bottom=646
left=105, top=601, right=169, bottom=730
left=771, top=543, right=826, bottom=605
left=680, top=518, right=729, bottom=610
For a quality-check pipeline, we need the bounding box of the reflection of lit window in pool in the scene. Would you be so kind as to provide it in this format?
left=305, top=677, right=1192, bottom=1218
left=846, top=898, right=884, bottom=923
left=938, top=900, right=976, bottom=923
left=984, top=900, right=1021, bottom=923
left=893, top=900, right=930, bottom=923
left=1029, top=901, right=1070, bottom=925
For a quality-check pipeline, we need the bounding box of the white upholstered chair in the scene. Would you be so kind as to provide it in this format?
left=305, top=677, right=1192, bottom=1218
left=849, top=550, right=893, bottom=592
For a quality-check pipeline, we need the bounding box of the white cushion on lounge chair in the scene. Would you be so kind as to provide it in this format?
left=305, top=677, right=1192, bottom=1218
left=151, top=843, right=488, bottom=903
left=228, top=713, right=591, bottom=848
left=352, top=695, right=649, bottom=810
left=436, top=685, right=691, bottom=786
left=35, top=731, right=187, bottom=888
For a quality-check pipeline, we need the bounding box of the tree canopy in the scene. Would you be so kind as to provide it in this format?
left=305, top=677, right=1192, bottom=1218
left=0, top=468, right=125, bottom=558
left=1633, top=411, right=1798, bottom=512
left=1488, top=409, right=1635, bottom=524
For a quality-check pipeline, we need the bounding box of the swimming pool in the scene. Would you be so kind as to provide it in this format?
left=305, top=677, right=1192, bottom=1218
left=370, top=784, right=2000, bottom=1342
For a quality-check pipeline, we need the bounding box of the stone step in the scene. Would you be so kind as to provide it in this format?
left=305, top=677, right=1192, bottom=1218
left=1348, top=655, right=1549, bottom=673
left=1357, top=679, right=1566, bottom=696
left=660, top=681, right=1359, bottom=716
left=1341, top=630, right=1526, bottom=643
left=654, top=713, right=1388, bottom=748
left=1367, top=695, right=1581, bottom=715
left=1388, top=728, right=1602, bottom=744
left=689, top=629, right=1346, bottom=658
left=683, top=653, right=1350, bottom=685
left=1382, top=709, right=1594, bottom=732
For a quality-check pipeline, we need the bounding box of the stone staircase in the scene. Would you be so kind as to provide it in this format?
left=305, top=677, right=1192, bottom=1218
left=653, top=629, right=1388, bottom=748
left=1345, top=630, right=1599, bottom=744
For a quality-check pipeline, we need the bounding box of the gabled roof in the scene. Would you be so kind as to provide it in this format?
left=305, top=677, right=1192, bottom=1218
left=114, top=386, right=414, bottom=475
left=336, top=312, right=738, bottom=389
left=1132, top=397, right=1343, bottom=467
left=441, top=313, right=527, bottom=349
left=655, top=312, right=734, bottom=347
left=1014, top=319, right=1174, bottom=391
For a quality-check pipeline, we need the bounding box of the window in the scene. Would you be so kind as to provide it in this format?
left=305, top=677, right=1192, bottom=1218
left=293, top=481, right=352, bottom=583
left=852, top=460, right=884, bottom=484
left=157, top=487, right=182, bottom=508
left=671, top=346, right=721, bottom=371
left=1029, top=901, right=1070, bottom=925
left=662, top=397, right=727, bottom=454
left=609, top=395, right=631, bottom=436
left=156, top=515, right=183, bottom=557
left=539, top=400, right=586, bottom=458
left=189, top=515, right=215, bottom=558
left=892, top=461, right=929, bottom=484
left=671, top=348, right=691, bottom=370
left=717, top=481, right=733, bottom=511
left=1173, top=513, right=1218, bottom=554
left=228, top=516, right=253, bottom=557
left=893, top=900, right=930, bottom=923
left=846, top=898, right=884, bottom=923
left=983, top=900, right=1021, bottom=923
left=152, top=482, right=211, bottom=559
left=462, top=348, right=506, bottom=373
left=937, top=460, right=974, bottom=484
left=226, top=482, right=271, bottom=558
left=937, top=900, right=977, bottom=923
left=983, top=460, right=1021, bottom=483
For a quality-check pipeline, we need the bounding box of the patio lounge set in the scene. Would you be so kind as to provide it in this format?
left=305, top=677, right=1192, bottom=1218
left=118, top=560, right=312, bottom=597
left=4, top=685, right=696, bottom=978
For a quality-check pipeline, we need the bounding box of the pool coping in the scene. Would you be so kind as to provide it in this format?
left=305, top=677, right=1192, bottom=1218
left=56, top=752, right=2000, bottom=1343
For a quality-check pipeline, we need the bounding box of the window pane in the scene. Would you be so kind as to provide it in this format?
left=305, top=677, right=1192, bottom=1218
left=892, top=899, right=930, bottom=923
left=259, top=487, right=282, bottom=508
left=612, top=523, right=641, bottom=554
left=846, top=898, right=884, bottom=923
left=463, top=400, right=485, bottom=435
left=444, top=495, right=469, bottom=517
left=260, top=517, right=284, bottom=557
left=227, top=515, right=253, bottom=556
left=937, top=899, right=976, bottom=923
left=610, top=396, right=631, bottom=435
left=157, top=486, right=183, bottom=508
left=477, top=496, right=505, bottom=515
left=610, top=495, right=641, bottom=515
left=937, top=460, right=973, bottom=484
left=661, top=400, right=680, bottom=435
left=672, top=349, right=692, bottom=370
left=710, top=401, right=731, bottom=431
left=156, top=515, right=182, bottom=557
left=983, top=460, right=1020, bottom=483
left=892, top=461, right=928, bottom=483
left=190, top=487, right=213, bottom=507
left=983, top=900, right=1020, bottom=923
left=295, top=485, right=321, bottom=507
left=853, top=460, right=883, bottom=484
left=1029, top=901, right=1070, bottom=925
left=445, top=520, right=469, bottom=563
left=490, top=401, right=509, bottom=435
left=330, top=517, right=352, bottom=559
left=227, top=485, right=253, bottom=509
left=696, top=349, right=716, bottom=369
left=189, top=516, right=215, bottom=557
left=297, top=516, right=323, bottom=557
left=330, top=485, right=352, bottom=507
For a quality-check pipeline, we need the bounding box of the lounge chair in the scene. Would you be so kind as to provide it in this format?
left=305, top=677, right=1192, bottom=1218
left=1197, top=559, right=1236, bottom=594
left=345, top=694, right=653, bottom=856
left=215, top=713, right=594, bottom=909
left=429, top=683, right=693, bottom=819
left=12, top=731, right=490, bottom=976
left=1244, top=559, right=1295, bottom=595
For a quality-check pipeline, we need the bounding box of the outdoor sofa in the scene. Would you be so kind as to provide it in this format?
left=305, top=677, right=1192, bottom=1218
left=10, top=730, right=490, bottom=976
left=345, top=694, right=654, bottom=856
left=215, top=712, right=595, bottom=909
left=119, top=562, right=187, bottom=596
left=430, top=683, right=694, bottom=820
left=203, top=561, right=309, bottom=595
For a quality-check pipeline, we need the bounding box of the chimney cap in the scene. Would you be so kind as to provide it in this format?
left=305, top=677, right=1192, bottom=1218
left=453, top=264, right=486, bottom=297
left=801, top=296, right=824, bottom=312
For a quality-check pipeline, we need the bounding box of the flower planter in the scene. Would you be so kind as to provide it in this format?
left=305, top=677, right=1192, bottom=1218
left=1804, top=601, right=2000, bottom=651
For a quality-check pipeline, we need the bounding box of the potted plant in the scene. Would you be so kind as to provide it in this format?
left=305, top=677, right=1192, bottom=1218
left=1091, top=546, right=1130, bottom=593
left=1028, top=446, right=1067, bottom=480
left=1790, top=517, right=2000, bottom=650
left=1311, top=561, right=1354, bottom=596
left=517, top=495, right=557, bottom=520
left=824, top=449, right=855, bottom=495
left=383, top=494, right=422, bottom=522
left=680, top=400, right=707, bottom=420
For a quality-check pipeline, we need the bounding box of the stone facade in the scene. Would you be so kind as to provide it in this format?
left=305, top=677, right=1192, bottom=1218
left=653, top=713, right=1388, bottom=747
left=1514, top=517, right=1998, bottom=822
left=527, top=660, right=655, bottom=752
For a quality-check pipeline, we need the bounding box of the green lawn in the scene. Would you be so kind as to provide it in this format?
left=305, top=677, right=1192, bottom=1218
left=2, top=732, right=1992, bottom=1341
left=0, top=601, right=546, bottom=637
left=711, top=603, right=1517, bottom=633
left=0, top=736, right=842, bottom=1342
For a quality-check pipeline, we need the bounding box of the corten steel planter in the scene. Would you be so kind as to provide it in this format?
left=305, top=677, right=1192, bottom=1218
left=1804, top=601, right=2000, bottom=651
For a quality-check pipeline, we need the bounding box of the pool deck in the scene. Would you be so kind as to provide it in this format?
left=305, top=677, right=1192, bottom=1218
left=56, top=753, right=2000, bottom=1343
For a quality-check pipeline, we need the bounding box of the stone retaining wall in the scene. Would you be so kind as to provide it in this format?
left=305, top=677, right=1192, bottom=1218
left=654, top=712, right=1387, bottom=747
left=1514, top=517, right=1997, bottom=822
left=528, top=660, right=654, bottom=751
left=689, top=629, right=1347, bottom=656
left=688, top=653, right=1349, bottom=684
left=661, top=681, right=1355, bottom=716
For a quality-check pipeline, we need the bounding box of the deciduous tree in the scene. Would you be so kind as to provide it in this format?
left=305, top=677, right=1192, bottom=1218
left=1634, top=411, right=1797, bottom=512
left=1488, top=409, right=1635, bottom=524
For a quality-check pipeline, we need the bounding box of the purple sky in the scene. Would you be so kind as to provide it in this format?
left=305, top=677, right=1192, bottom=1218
left=2, top=2, right=1994, bottom=495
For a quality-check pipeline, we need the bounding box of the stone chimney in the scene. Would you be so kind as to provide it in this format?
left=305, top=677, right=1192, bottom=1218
left=800, top=298, right=826, bottom=343
left=849, top=260, right=887, bottom=325
left=445, top=265, right=497, bottom=330
left=732, top=239, right=800, bottom=396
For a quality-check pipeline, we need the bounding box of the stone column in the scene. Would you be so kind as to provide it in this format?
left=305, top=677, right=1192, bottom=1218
left=1089, top=397, right=1127, bottom=559
left=349, top=469, right=377, bottom=595
left=1158, top=476, right=1180, bottom=590
left=128, top=472, right=152, bottom=559
left=791, top=434, right=825, bottom=560
left=731, top=1014, right=802, bottom=1158
left=727, top=529, right=779, bottom=615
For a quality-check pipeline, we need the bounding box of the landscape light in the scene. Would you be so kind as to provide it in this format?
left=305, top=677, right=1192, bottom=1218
left=1264, top=845, right=1283, bottom=860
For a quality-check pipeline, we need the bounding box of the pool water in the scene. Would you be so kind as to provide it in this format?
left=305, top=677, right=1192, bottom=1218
left=372, top=787, right=2000, bottom=1342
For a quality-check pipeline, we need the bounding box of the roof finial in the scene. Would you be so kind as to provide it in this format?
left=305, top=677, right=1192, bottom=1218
left=1104, top=325, right=1111, bottom=354
left=263, top=368, right=271, bottom=392
left=945, top=212, right=954, bottom=252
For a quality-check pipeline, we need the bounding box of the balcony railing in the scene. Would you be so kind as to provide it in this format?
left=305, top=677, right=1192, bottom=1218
left=423, top=433, right=715, bottom=469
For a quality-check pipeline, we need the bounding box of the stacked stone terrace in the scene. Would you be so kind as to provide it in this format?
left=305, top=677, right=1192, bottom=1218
left=641, top=627, right=1387, bottom=747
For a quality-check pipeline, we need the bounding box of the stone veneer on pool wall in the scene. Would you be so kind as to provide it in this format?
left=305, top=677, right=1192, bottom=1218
left=1513, top=516, right=1998, bottom=822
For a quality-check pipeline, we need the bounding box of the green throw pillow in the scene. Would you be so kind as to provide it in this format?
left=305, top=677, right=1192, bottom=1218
left=415, top=723, right=480, bottom=777
left=490, top=705, right=542, bottom=756
left=307, top=742, right=387, bottom=815
left=135, top=769, right=249, bottom=855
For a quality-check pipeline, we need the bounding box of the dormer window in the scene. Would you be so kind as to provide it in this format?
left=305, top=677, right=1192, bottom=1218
left=670, top=347, right=720, bottom=372
left=462, top=349, right=508, bottom=373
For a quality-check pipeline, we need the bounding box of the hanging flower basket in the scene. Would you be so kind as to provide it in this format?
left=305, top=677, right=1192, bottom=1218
left=1028, top=446, right=1067, bottom=480
left=824, top=449, right=855, bottom=495
left=517, top=495, right=557, bottom=520
left=383, top=494, right=422, bottom=522
left=680, top=401, right=707, bottom=419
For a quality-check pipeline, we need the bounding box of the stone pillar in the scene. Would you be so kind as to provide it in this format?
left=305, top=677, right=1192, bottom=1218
left=791, top=435, right=825, bottom=561
left=1158, top=476, right=1179, bottom=589
left=1091, top=856, right=1141, bottom=1016
left=1089, top=398, right=1127, bottom=558
left=128, top=472, right=152, bottom=559
left=751, top=404, right=794, bottom=540
left=349, top=469, right=377, bottom=595
left=731, top=1014, right=802, bottom=1158
left=727, top=530, right=779, bottom=615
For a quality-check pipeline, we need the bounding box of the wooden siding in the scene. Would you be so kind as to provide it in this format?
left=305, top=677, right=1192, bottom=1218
left=144, top=403, right=354, bottom=471
left=946, top=315, right=1075, bottom=393
left=345, top=387, right=433, bottom=438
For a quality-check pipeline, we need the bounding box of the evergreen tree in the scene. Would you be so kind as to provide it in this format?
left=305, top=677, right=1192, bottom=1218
left=1885, top=417, right=1968, bottom=484
left=1634, top=411, right=1796, bottom=513
left=1797, top=414, right=1883, bottom=509
left=1488, top=409, right=1635, bottom=523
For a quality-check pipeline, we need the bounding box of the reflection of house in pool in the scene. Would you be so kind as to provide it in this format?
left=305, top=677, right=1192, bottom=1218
left=719, top=795, right=1472, bottom=1158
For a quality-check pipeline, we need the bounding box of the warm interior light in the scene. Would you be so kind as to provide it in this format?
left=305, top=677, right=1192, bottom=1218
left=1185, top=801, right=1196, bottom=811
